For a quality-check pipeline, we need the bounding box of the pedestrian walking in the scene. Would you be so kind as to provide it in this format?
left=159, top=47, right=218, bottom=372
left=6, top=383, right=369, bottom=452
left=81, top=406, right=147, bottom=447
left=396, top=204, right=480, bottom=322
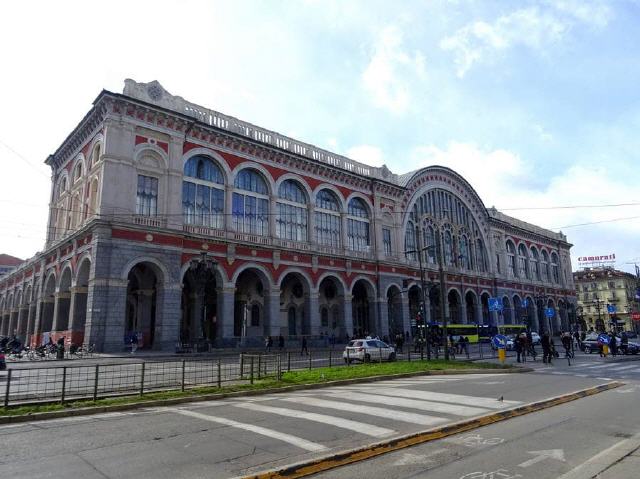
left=609, top=331, right=618, bottom=357
left=515, top=334, right=523, bottom=363
left=462, top=336, right=470, bottom=359
left=561, top=332, right=573, bottom=359
left=541, top=332, right=553, bottom=365
left=130, top=331, right=138, bottom=354
left=300, top=336, right=308, bottom=356
left=265, top=335, right=273, bottom=352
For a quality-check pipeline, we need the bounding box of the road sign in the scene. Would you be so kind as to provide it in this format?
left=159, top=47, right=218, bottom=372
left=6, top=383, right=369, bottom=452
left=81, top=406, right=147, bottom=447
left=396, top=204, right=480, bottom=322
left=606, top=304, right=616, bottom=314
left=492, top=334, right=507, bottom=349
left=632, top=312, right=640, bottom=321
left=597, top=333, right=610, bottom=345
left=544, top=307, right=555, bottom=318
left=488, top=297, right=503, bottom=312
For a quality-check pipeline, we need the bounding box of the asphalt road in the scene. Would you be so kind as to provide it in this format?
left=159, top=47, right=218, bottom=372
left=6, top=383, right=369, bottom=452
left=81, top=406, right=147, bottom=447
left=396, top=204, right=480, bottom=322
left=0, top=372, right=614, bottom=479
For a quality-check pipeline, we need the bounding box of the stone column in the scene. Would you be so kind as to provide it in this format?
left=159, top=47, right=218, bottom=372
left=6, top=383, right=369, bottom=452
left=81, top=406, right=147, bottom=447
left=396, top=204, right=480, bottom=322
left=460, top=300, right=468, bottom=325
left=378, top=296, right=389, bottom=338
left=308, top=205, right=316, bottom=246
left=68, top=286, right=88, bottom=331
left=218, top=286, right=236, bottom=346
left=401, top=294, right=411, bottom=335
left=225, top=186, right=234, bottom=232
left=266, top=290, right=281, bottom=337
left=343, top=297, right=353, bottom=337
left=475, top=299, right=483, bottom=325
left=52, top=292, right=71, bottom=332
left=341, top=213, right=348, bottom=252
left=17, top=306, right=29, bottom=338
left=86, top=279, right=128, bottom=352
left=155, top=282, right=182, bottom=351
left=308, top=292, right=320, bottom=335
left=26, top=302, right=36, bottom=343
left=269, top=195, right=277, bottom=238
left=8, top=309, right=19, bottom=336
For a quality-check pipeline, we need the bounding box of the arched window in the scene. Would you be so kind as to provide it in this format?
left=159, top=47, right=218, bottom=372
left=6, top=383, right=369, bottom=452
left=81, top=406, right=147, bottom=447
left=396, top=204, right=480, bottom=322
left=232, top=169, right=269, bottom=235
left=73, top=162, right=83, bottom=182
left=530, top=247, right=540, bottom=280
left=404, top=221, right=417, bottom=260
left=443, top=230, right=454, bottom=266
left=276, top=180, right=308, bottom=242
left=57, top=177, right=67, bottom=200
left=518, top=243, right=529, bottom=279
left=541, top=250, right=550, bottom=282
left=315, top=189, right=341, bottom=248
left=459, top=235, right=471, bottom=269
left=183, top=156, right=225, bottom=229
left=551, top=252, right=560, bottom=283
left=91, top=143, right=101, bottom=167
left=476, top=238, right=486, bottom=272
left=424, top=226, right=436, bottom=264
left=347, top=198, right=370, bottom=251
left=506, top=241, right=517, bottom=277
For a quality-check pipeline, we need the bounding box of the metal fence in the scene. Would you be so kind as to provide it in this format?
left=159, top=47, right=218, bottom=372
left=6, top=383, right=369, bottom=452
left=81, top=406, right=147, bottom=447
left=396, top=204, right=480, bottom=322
left=1, top=345, right=511, bottom=408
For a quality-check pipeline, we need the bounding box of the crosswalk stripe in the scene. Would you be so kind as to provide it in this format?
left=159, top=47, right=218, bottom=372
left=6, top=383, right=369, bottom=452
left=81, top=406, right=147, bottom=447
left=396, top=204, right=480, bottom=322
left=583, top=364, right=611, bottom=369
left=281, top=397, right=447, bottom=426
left=610, top=365, right=638, bottom=371
left=344, top=386, right=520, bottom=409
left=170, top=408, right=327, bottom=452
left=235, top=402, right=395, bottom=437
left=320, top=390, right=490, bottom=417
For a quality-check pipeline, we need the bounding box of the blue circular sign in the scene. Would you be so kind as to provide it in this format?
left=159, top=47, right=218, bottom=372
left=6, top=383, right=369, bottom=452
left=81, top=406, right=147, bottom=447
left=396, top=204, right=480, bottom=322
left=492, top=334, right=508, bottom=349
left=597, top=333, right=610, bottom=345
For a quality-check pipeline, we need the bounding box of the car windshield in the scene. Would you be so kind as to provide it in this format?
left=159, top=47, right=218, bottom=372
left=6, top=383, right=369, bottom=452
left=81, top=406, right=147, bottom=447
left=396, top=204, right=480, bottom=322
left=366, top=341, right=378, bottom=347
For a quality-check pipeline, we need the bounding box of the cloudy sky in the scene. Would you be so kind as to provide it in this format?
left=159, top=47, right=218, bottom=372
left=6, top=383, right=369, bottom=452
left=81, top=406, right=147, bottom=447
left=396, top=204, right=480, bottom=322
left=0, top=0, right=639, bottom=273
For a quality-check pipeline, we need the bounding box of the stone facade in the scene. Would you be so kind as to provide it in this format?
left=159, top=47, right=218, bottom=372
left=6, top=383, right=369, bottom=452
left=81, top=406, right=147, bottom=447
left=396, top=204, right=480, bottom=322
left=0, top=80, right=576, bottom=352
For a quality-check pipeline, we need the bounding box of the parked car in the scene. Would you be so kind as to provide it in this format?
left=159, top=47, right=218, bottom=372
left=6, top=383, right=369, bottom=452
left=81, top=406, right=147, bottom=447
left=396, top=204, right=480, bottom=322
left=343, top=339, right=396, bottom=363
left=530, top=332, right=541, bottom=346
left=580, top=333, right=640, bottom=355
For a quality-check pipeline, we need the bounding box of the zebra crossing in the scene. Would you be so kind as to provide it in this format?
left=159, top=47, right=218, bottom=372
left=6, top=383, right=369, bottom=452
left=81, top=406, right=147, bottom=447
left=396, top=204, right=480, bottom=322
left=532, top=357, right=640, bottom=380
left=156, top=374, right=521, bottom=453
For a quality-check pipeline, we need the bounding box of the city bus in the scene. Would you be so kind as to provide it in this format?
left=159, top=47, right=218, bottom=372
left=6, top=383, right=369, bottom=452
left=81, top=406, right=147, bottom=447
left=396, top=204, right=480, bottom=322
left=424, top=323, right=527, bottom=343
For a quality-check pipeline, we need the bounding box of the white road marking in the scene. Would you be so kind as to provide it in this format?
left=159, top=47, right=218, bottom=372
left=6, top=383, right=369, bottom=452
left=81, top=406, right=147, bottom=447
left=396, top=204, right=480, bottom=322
left=343, top=387, right=521, bottom=409
left=582, top=364, right=609, bottom=369
left=281, top=396, right=447, bottom=426
left=596, top=377, right=613, bottom=380
left=556, top=432, right=640, bottom=479
left=235, top=402, right=394, bottom=437
left=321, top=390, right=490, bottom=417
left=517, top=449, right=565, bottom=468
left=609, top=364, right=638, bottom=371
left=170, top=408, right=328, bottom=451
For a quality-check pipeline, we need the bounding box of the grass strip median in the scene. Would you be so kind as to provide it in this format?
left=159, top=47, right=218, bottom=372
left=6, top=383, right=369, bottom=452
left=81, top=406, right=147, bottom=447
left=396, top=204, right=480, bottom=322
left=0, top=359, right=512, bottom=420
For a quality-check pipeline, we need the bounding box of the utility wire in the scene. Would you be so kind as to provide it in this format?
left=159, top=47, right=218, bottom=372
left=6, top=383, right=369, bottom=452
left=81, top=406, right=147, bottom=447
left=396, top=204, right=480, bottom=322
left=0, top=138, right=49, bottom=179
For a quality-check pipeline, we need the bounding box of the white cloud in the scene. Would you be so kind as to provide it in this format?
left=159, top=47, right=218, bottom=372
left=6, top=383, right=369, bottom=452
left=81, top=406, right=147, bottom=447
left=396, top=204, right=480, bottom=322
left=347, top=144, right=385, bottom=167
left=362, top=25, right=426, bottom=114
left=441, top=2, right=612, bottom=77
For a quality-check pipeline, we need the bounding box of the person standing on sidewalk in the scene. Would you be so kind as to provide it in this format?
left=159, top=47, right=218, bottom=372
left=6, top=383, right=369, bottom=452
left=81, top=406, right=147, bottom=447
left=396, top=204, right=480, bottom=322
left=300, top=336, right=308, bottom=356
left=609, top=331, right=618, bottom=357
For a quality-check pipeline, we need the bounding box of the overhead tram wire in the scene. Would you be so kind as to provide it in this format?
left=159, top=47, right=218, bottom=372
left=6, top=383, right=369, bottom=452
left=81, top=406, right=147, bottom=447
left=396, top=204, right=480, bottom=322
left=0, top=138, right=50, bottom=179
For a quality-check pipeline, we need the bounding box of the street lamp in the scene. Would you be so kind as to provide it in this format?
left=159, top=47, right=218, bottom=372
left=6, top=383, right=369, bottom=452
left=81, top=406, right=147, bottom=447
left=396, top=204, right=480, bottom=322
left=189, top=252, right=218, bottom=347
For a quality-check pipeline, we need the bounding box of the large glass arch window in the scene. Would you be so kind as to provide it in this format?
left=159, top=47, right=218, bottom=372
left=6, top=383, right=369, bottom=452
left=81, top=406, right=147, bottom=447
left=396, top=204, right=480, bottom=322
left=518, top=243, right=529, bottom=279
left=551, top=252, right=560, bottom=283
left=276, top=180, right=308, bottom=242
left=424, top=225, right=436, bottom=264
left=347, top=198, right=370, bottom=251
left=506, top=241, right=517, bottom=277
left=476, top=238, right=486, bottom=272
left=443, top=230, right=454, bottom=266
left=315, top=189, right=341, bottom=248
left=530, top=247, right=541, bottom=280
left=541, top=250, right=550, bottom=282
left=183, top=155, right=225, bottom=228
left=233, top=169, right=269, bottom=235
left=459, top=235, right=471, bottom=269
left=404, top=221, right=417, bottom=261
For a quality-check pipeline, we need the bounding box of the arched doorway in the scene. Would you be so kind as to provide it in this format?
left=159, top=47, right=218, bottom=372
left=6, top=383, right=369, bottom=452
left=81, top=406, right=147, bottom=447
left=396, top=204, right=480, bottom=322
left=280, top=272, right=311, bottom=337
left=40, top=274, right=56, bottom=337
left=72, top=259, right=90, bottom=345
left=525, top=297, right=537, bottom=331
left=480, top=293, right=490, bottom=325
left=429, top=286, right=441, bottom=325
left=352, top=279, right=376, bottom=337
left=125, top=263, right=159, bottom=349
left=56, top=268, right=72, bottom=332
left=408, top=285, right=422, bottom=336
left=448, top=289, right=462, bottom=324
left=234, top=268, right=270, bottom=342
left=465, top=291, right=477, bottom=324
left=512, top=296, right=522, bottom=325
left=318, top=276, right=345, bottom=339
left=181, top=266, right=218, bottom=345
left=502, top=296, right=512, bottom=325
left=387, top=285, right=403, bottom=337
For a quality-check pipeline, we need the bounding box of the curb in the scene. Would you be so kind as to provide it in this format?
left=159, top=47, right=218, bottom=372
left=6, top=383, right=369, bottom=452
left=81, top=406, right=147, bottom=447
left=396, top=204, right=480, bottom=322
left=235, top=381, right=624, bottom=479
left=0, top=366, right=528, bottom=424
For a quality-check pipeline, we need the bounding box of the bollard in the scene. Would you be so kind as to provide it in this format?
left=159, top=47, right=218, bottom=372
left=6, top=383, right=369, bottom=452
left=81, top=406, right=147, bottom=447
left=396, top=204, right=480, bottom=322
left=309, top=351, right=312, bottom=370
left=61, top=366, right=67, bottom=404
left=239, top=353, right=244, bottom=379
left=217, top=359, right=222, bottom=388
left=93, top=364, right=100, bottom=401
left=328, top=348, right=332, bottom=368
left=250, top=356, right=254, bottom=385
left=287, top=351, right=291, bottom=372
left=498, top=348, right=506, bottom=363
left=140, top=362, right=146, bottom=396
left=4, top=369, right=12, bottom=408
left=258, top=355, right=262, bottom=379
left=181, top=360, right=186, bottom=392
left=603, top=344, right=609, bottom=357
